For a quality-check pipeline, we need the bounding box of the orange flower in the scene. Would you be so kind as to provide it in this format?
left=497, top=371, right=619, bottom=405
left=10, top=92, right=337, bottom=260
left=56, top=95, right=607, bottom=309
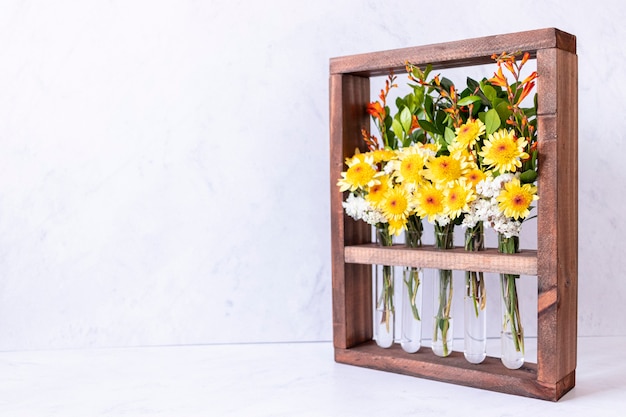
left=489, top=66, right=508, bottom=87
left=517, top=80, right=536, bottom=104
left=504, top=60, right=515, bottom=74
left=367, top=102, right=385, bottom=120
left=361, top=128, right=380, bottom=152
left=410, top=115, right=420, bottom=132
left=521, top=71, right=538, bottom=85
left=449, top=86, right=456, bottom=101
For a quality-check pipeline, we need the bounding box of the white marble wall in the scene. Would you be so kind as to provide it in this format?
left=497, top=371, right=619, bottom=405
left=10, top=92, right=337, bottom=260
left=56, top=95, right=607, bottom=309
left=0, top=0, right=622, bottom=350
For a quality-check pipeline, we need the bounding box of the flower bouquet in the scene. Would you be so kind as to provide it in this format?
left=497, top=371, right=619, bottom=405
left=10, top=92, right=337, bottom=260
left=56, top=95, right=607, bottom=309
left=337, top=51, right=538, bottom=363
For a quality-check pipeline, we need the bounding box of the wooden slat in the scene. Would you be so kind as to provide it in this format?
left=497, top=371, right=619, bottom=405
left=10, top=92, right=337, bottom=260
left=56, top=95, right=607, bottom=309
left=330, top=28, right=576, bottom=76
left=335, top=342, right=575, bottom=401
left=554, top=48, right=578, bottom=382
left=345, top=244, right=537, bottom=275
left=330, top=73, right=373, bottom=349
left=535, top=47, right=578, bottom=384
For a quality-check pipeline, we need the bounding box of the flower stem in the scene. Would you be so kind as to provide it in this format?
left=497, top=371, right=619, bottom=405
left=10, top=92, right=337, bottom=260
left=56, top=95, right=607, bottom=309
left=464, top=224, right=486, bottom=318
left=433, top=223, right=454, bottom=356
left=498, top=233, right=524, bottom=355
left=404, top=267, right=421, bottom=321
left=379, top=265, right=394, bottom=332
left=376, top=223, right=395, bottom=332
left=434, top=268, right=453, bottom=356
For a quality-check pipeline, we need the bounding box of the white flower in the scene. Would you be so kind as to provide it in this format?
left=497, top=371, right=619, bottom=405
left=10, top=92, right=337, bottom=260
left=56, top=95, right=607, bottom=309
left=362, top=209, right=387, bottom=225
left=342, top=193, right=386, bottom=225
left=461, top=213, right=479, bottom=229
left=434, top=215, right=451, bottom=227
left=474, top=199, right=493, bottom=221
left=492, top=173, right=515, bottom=190
left=475, top=178, right=495, bottom=198
left=342, top=193, right=367, bottom=221
left=490, top=214, right=522, bottom=238
left=383, top=160, right=398, bottom=176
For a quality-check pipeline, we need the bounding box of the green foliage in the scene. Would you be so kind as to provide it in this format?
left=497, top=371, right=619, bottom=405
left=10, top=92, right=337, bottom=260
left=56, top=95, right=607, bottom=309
left=485, top=109, right=501, bottom=135
left=457, top=95, right=482, bottom=107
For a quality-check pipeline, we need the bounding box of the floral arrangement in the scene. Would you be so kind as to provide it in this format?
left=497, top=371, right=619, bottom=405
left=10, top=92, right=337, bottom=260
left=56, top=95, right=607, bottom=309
left=337, top=51, right=538, bottom=359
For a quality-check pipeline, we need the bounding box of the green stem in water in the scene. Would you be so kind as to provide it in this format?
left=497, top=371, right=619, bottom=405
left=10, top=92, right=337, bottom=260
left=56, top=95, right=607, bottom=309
left=434, top=268, right=453, bottom=356
left=404, top=267, right=421, bottom=321
left=465, top=224, right=485, bottom=318
left=375, top=224, right=395, bottom=333
left=433, top=223, right=454, bottom=356
left=498, top=234, right=524, bottom=355
left=379, top=265, right=394, bottom=332
left=404, top=215, right=424, bottom=322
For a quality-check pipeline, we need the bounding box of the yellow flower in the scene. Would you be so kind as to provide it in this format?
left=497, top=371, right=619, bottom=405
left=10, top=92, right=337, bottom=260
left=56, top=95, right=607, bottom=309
left=421, top=142, right=441, bottom=156
left=414, top=183, right=445, bottom=223
left=424, top=154, right=468, bottom=187
left=496, top=178, right=538, bottom=219
left=365, top=175, right=391, bottom=207
left=446, top=140, right=467, bottom=157
left=344, top=151, right=366, bottom=165
left=380, top=186, right=411, bottom=225
left=464, top=167, right=487, bottom=188
left=455, top=119, right=485, bottom=148
left=337, top=155, right=378, bottom=192
left=444, top=181, right=475, bottom=219
left=479, top=129, right=529, bottom=173
left=372, top=149, right=396, bottom=164
left=396, top=147, right=426, bottom=186
left=388, top=217, right=408, bottom=236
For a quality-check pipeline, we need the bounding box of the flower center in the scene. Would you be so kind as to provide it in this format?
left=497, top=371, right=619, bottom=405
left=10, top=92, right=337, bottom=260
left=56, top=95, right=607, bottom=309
left=346, top=162, right=376, bottom=186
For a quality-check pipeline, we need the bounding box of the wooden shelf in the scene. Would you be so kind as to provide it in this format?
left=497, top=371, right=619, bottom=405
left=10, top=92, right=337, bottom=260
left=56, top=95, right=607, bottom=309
left=335, top=341, right=575, bottom=401
left=329, top=28, right=578, bottom=401
left=345, top=244, right=538, bottom=275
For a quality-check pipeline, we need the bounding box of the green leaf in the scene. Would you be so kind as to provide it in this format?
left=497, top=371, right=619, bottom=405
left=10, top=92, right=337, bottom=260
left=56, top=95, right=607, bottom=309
left=424, top=95, right=434, bottom=120
left=399, top=107, right=412, bottom=133
left=412, top=87, right=424, bottom=109
left=466, top=77, right=480, bottom=92
left=481, top=84, right=497, bottom=104
left=423, top=64, right=433, bottom=79
left=404, top=94, right=416, bottom=113
left=457, top=95, right=481, bottom=107
left=520, top=169, right=538, bottom=184
left=435, top=135, right=448, bottom=152
left=485, top=109, right=501, bottom=135
left=444, top=127, right=455, bottom=144
left=523, top=103, right=537, bottom=118
left=440, top=77, right=455, bottom=93
left=495, top=100, right=512, bottom=124
left=434, top=110, right=447, bottom=134
left=411, top=66, right=423, bottom=80
left=410, top=130, right=426, bottom=145
left=391, top=118, right=404, bottom=141
left=417, top=119, right=437, bottom=134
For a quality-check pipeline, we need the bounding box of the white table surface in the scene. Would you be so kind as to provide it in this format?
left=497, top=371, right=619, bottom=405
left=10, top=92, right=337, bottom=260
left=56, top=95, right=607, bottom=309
left=1, top=337, right=625, bottom=416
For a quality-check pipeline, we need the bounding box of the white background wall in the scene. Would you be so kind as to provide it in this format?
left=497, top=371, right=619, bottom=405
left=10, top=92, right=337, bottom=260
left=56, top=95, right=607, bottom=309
left=0, top=0, right=622, bottom=351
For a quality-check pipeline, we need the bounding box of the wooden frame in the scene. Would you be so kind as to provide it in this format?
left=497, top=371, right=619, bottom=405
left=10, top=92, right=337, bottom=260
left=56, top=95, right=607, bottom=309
left=329, top=28, right=577, bottom=401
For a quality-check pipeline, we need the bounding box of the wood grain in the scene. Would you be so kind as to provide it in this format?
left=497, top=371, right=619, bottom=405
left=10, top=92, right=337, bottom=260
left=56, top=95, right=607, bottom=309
left=345, top=244, right=537, bottom=275
left=330, top=73, right=373, bottom=349
left=335, top=342, right=575, bottom=401
left=330, top=28, right=576, bottom=76
left=535, top=47, right=579, bottom=385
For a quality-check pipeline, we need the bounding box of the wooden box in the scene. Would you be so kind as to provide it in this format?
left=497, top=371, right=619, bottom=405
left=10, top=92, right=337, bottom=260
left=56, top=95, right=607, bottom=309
left=329, top=28, right=577, bottom=401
